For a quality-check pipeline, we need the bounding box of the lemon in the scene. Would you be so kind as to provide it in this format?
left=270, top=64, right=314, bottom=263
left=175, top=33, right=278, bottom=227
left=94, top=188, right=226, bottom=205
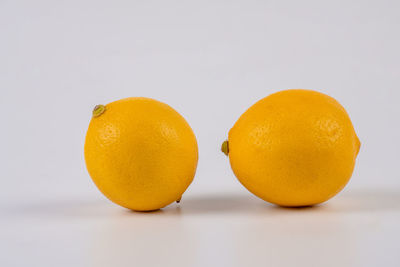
left=84, top=97, right=198, bottom=211
left=222, top=89, right=360, bottom=207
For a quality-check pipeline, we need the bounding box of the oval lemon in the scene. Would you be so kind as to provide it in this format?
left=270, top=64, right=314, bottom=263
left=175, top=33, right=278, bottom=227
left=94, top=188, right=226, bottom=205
left=85, top=97, right=198, bottom=211
left=223, top=89, right=360, bottom=207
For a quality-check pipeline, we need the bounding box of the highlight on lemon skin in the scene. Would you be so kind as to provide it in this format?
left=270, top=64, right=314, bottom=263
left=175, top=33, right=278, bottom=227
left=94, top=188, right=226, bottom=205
left=222, top=89, right=360, bottom=207
left=84, top=97, right=198, bottom=211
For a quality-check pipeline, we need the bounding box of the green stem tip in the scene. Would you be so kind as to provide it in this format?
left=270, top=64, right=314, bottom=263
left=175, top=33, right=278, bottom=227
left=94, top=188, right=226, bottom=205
left=221, top=140, right=229, bottom=156
left=92, top=104, right=106, bottom=118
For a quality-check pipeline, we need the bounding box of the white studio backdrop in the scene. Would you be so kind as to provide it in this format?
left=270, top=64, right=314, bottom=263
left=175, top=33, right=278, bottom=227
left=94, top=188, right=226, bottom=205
left=1, top=0, right=399, bottom=201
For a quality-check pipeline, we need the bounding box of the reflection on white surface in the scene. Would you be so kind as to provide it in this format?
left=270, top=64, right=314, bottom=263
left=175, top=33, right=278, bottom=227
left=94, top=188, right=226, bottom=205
left=3, top=190, right=399, bottom=267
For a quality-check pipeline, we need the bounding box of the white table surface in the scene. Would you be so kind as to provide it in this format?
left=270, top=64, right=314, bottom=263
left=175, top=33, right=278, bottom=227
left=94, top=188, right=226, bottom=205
left=2, top=186, right=400, bottom=267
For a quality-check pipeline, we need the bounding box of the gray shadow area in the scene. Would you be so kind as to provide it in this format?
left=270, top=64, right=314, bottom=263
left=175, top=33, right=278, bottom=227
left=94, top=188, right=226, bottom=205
left=3, top=189, right=400, bottom=219
left=324, top=189, right=400, bottom=213
left=174, top=189, right=400, bottom=215
left=2, top=198, right=115, bottom=220
left=174, top=193, right=270, bottom=215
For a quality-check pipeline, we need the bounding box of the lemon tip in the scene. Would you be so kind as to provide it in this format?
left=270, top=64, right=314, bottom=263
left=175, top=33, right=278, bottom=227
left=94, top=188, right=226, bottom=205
left=221, top=140, right=229, bottom=156
left=92, top=104, right=106, bottom=118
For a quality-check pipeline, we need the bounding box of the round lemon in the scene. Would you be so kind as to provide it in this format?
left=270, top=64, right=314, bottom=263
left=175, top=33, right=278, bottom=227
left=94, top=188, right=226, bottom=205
left=84, top=97, right=198, bottom=211
left=222, top=89, right=360, bottom=206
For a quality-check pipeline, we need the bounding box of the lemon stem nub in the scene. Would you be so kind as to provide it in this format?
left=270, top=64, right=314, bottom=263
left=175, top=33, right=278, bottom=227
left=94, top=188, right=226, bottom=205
left=92, top=105, right=106, bottom=117
left=176, top=197, right=182, bottom=204
left=221, top=140, right=229, bottom=156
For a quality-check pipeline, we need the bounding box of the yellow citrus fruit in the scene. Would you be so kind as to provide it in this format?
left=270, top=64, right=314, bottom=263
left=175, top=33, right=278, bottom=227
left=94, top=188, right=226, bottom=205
left=222, top=89, right=360, bottom=207
left=84, top=97, right=198, bottom=211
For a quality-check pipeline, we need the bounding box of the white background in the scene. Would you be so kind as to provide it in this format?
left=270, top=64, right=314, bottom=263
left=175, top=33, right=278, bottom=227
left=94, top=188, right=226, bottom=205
left=1, top=0, right=400, bottom=266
